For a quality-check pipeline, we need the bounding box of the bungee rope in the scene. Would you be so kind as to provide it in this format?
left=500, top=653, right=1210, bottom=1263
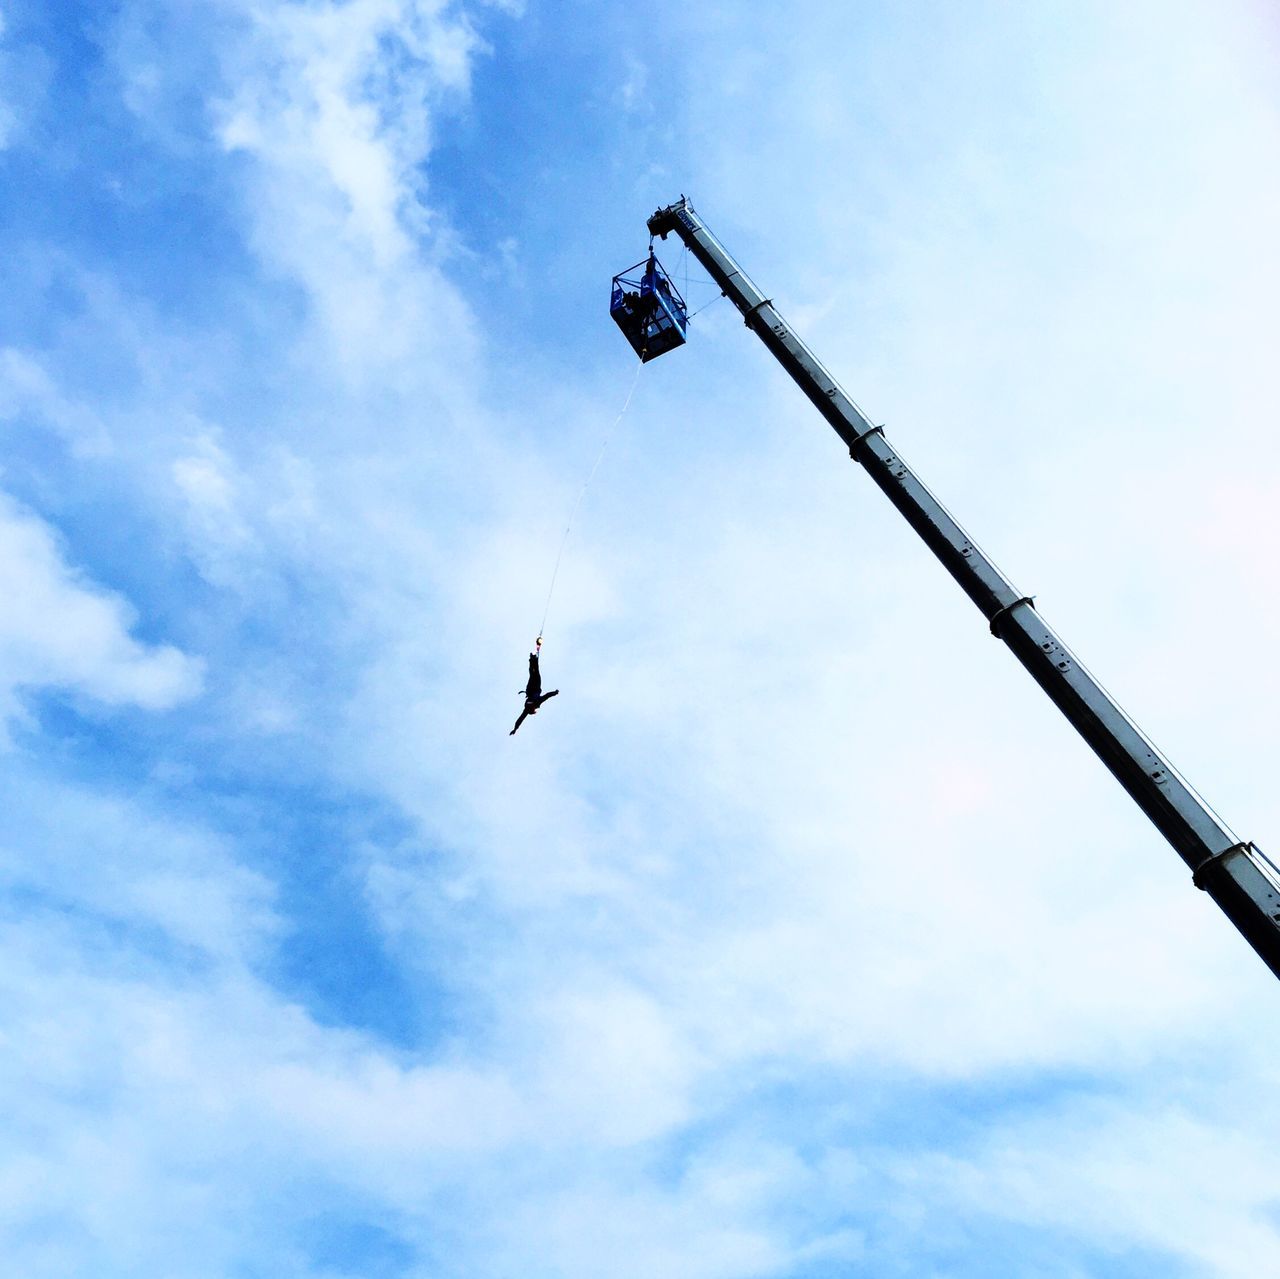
left=536, top=353, right=646, bottom=641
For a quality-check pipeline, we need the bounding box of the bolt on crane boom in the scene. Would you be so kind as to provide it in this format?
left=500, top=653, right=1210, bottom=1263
left=643, top=195, right=1280, bottom=984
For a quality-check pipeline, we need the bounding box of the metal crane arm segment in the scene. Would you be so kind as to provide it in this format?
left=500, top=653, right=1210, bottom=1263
left=647, top=195, right=1280, bottom=982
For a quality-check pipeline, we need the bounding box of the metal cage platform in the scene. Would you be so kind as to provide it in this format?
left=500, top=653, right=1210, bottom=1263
left=609, top=252, right=688, bottom=362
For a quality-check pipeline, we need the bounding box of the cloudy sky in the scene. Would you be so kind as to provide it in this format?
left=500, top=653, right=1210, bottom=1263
left=2, top=1, right=1280, bottom=1275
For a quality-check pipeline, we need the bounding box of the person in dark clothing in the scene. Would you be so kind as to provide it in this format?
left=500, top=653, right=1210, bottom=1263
left=510, top=638, right=559, bottom=735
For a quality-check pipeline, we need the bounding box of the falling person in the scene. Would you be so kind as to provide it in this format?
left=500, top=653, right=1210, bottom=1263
left=510, top=637, right=559, bottom=735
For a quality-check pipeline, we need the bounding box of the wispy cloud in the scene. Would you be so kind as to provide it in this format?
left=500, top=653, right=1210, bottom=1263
left=0, top=489, right=202, bottom=726
left=211, top=0, right=483, bottom=384
left=0, top=347, right=110, bottom=454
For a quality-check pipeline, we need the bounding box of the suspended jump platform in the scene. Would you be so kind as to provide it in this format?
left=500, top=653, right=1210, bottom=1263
left=610, top=251, right=688, bottom=362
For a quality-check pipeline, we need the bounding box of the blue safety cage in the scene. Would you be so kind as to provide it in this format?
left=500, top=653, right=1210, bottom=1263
left=610, top=252, right=688, bottom=362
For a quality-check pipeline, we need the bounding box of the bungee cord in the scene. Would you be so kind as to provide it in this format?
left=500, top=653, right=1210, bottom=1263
left=537, top=355, right=646, bottom=640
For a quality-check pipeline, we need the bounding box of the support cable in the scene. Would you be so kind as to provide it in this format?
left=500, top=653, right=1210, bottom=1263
left=686, top=293, right=728, bottom=321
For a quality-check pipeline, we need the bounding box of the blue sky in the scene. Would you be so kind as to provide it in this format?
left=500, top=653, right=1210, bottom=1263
left=2, top=1, right=1280, bottom=1276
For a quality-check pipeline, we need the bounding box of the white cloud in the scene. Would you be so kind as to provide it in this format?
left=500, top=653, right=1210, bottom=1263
left=210, top=0, right=481, bottom=386
left=0, top=348, right=111, bottom=454
left=0, top=764, right=276, bottom=966
left=912, top=1098, right=1280, bottom=1278
left=503, top=1185, right=789, bottom=1279
left=523, top=980, right=700, bottom=1145
left=170, top=432, right=259, bottom=587
left=0, top=14, right=25, bottom=148
left=260, top=1054, right=525, bottom=1161
left=0, top=490, right=203, bottom=724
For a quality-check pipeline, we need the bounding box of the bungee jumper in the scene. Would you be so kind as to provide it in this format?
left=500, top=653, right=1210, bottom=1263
left=509, top=637, right=559, bottom=735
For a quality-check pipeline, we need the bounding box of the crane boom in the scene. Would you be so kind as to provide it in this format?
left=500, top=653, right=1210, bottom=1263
left=647, top=196, right=1280, bottom=984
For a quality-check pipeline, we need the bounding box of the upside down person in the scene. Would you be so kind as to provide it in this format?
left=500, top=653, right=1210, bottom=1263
left=510, top=637, right=559, bottom=735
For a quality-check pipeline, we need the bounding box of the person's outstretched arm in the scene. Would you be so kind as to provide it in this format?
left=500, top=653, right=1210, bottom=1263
left=510, top=707, right=530, bottom=736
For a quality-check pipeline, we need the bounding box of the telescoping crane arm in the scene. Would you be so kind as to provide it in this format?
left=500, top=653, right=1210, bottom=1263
left=647, top=196, right=1280, bottom=984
